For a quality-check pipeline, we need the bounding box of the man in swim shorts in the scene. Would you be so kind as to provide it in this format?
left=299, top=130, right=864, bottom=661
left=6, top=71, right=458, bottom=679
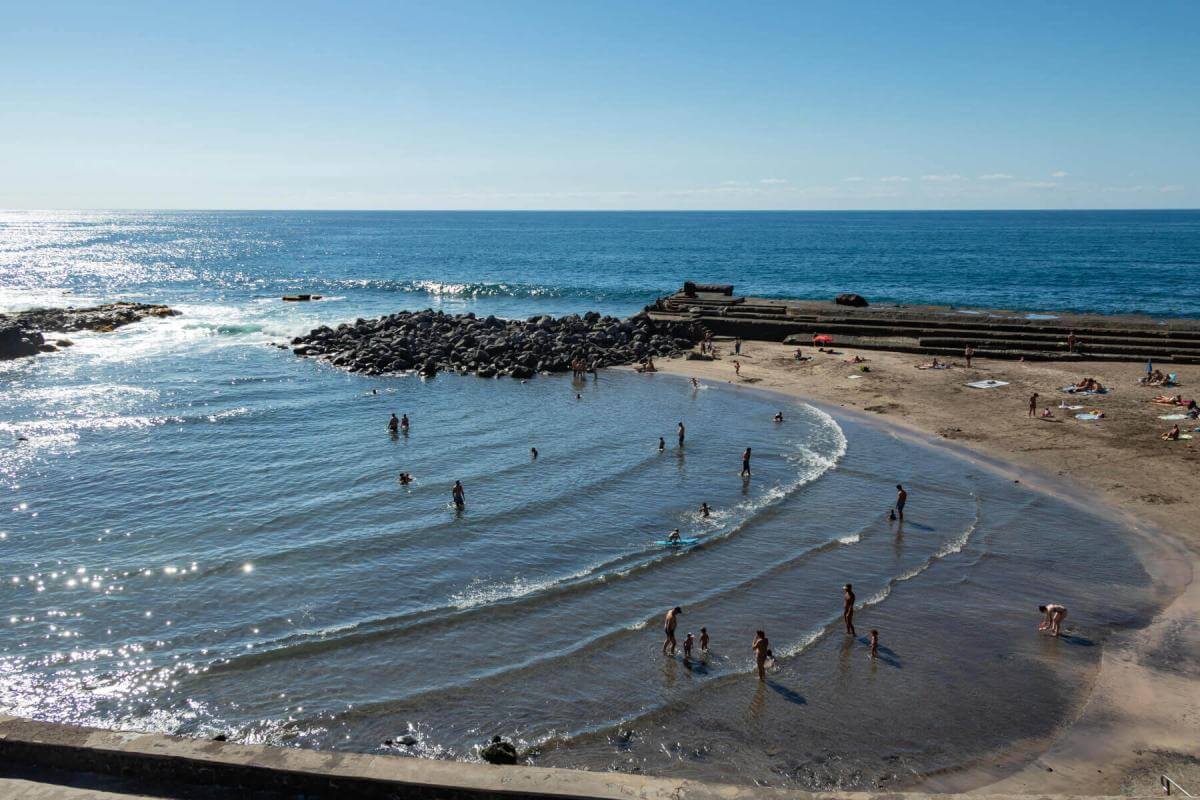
left=1038, top=603, right=1067, bottom=636
left=741, top=447, right=752, bottom=478
left=662, top=606, right=682, bottom=655
left=843, top=584, right=856, bottom=635
left=895, top=484, right=907, bottom=520
left=752, top=630, right=770, bottom=680
left=388, top=413, right=399, bottom=433
left=452, top=480, right=465, bottom=508
left=677, top=421, right=685, bottom=447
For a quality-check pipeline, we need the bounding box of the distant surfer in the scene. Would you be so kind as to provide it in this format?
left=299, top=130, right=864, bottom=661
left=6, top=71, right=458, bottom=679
left=388, top=413, right=399, bottom=433
left=677, top=421, right=685, bottom=447
left=843, top=584, right=856, bottom=635
left=699, top=502, right=710, bottom=518
left=752, top=630, right=770, bottom=680
left=452, top=480, right=465, bottom=509
left=667, top=528, right=682, bottom=544
left=662, top=606, right=682, bottom=655
left=1038, top=603, right=1068, bottom=637
left=895, top=484, right=907, bottom=520
left=740, top=447, right=752, bottom=478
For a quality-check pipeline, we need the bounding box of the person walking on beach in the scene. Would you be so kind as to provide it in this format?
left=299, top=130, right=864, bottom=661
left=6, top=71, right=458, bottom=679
left=734, top=337, right=742, bottom=356
left=895, top=484, right=907, bottom=521
left=1038, top=603, right=1068, bottom=637
left=733, top=360, right=741, bottom=377
left=964, top=345, right=974, bottom=368
left=677, top=421, right=685, bottom=447
left=1028, top=392, right=1039, bottom=418
left=662, top=606, right=682, bottom=655
left=843, top=584, right=856, bottom=635
left=388, top=413, right=399, bottom=433
left=752, top=630, right=771, bottom=680
left=1067, top=331, right=1077, bottom=354
left=452, top=480, right=465, bottom=509
left=740, top=447, right=752, bottom=478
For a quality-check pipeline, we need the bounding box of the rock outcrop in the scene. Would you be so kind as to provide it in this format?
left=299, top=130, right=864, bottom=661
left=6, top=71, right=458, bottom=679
left=836, top=293, right=869, bottom=307
left=0, top=302, right=179, bottom=361
left=290, top=309, right=705, bottom=378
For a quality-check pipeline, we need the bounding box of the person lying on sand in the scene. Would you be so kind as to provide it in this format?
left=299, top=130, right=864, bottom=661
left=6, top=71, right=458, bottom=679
left=1072, top=377, right=1105, bottom=392
left=916, top=358, right=948, bottom=369
left=793, top=349, right=811, bottom=361
left=1038, top=604, right=1068, bottom=636
left=1141, top=369, right=1168, bottom=386
left=1162, top=424, right=1182, bottom=441
left=845, top=355, right=866, bottom=364
left=1152, top=394, right=1185, bottom=405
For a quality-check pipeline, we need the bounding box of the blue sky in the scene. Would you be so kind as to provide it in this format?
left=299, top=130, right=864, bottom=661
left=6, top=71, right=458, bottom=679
left=2, top=1, right=1197, bottom=210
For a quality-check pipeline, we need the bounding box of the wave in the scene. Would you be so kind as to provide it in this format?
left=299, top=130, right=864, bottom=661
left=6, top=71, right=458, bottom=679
left=290, top=278, right=665, bottom=305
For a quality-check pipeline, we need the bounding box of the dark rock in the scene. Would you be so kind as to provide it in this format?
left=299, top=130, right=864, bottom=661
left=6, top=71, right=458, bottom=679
left=836, top=293, right=869, bottom=308
left=481, top=736, right=519, bottom=765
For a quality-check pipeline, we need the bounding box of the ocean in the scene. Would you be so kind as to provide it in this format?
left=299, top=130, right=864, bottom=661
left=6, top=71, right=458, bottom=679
left=0, top=210, right=1186, bottom=789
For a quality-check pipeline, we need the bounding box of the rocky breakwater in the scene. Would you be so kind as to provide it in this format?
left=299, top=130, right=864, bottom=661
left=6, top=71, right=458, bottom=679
left=0, top=302, right=179, bottom=360
left=290, top=309, right=706, bottom=378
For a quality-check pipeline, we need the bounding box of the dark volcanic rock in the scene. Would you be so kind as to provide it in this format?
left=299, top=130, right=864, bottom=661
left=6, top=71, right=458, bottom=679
left=835, top=293, right=869, bottom=308
left=0, top=302, right=180, bottom=361
left=290, top=309, right=705, bottom=379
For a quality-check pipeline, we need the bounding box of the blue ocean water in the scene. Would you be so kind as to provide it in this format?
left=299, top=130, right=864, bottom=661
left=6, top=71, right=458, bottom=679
left=0, top=210, right=1174, bottom=788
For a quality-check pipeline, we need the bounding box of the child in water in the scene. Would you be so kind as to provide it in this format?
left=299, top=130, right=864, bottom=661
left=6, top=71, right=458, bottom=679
left=699, top=627, right=709, bottom=653
left=683, top=632, right=694, bottom=659
left=869, top=629, right=879, bottom=659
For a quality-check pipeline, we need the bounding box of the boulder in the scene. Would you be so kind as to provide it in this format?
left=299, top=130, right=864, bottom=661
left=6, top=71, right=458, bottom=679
left=835, top=293, right=869, bottom=308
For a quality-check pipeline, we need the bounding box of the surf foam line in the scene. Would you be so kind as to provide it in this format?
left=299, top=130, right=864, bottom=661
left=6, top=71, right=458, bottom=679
left=283, top=278, right=667, bottom=305
left=194, top=415, right=849, bottom=677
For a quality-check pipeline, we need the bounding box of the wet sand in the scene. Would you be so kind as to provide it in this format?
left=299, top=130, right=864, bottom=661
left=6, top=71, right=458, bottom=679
left=640, top=341, right=1200, bottom=795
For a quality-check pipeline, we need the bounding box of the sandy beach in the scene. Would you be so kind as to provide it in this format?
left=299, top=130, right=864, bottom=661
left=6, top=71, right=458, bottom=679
left=645, top=340, right=1199, bottom=796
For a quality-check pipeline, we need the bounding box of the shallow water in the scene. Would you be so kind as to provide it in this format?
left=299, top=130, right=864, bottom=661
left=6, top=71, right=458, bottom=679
left=0, top=210, right=1172, bottom=788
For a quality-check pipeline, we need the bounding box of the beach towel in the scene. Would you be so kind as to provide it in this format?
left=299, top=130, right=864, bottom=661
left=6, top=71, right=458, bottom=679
left=1059, top=404, right=1084, bottom=410
left=1159, top=413, right=1188, bottom=420
left=1181, top=434, right=1194, bottom=440
left=1061, top=386, right=1106, bottom=395
left=916, top=364, right=950, bottom=370
left=966, top=380, right=1009, bottom=389
left=1075, top=412, right=1104, bottom=420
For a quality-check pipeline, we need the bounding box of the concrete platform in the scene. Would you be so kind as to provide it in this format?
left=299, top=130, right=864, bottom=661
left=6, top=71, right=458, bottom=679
left=0, top=715, right=1147, bottom=800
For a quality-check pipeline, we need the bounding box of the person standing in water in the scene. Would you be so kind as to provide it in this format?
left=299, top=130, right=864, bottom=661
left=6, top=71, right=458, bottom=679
left=452, top=480, right=465, bottom=509
left=658, top=436, right=666, bottom=452
left=740, top=447, right=752, bottom=478
left=662, top=606, right=682, bottom=655
left=677, top=421, right=685, bottom=447
left=400, top=414, right=410, bottom=432
left=751, top=630, right=770, bottom=680
left=700, top=627, right=709, bottom=653
left=843, top=584, right=856, bottom=635
left=869, top=629, right=879, bottom=659
left=682, top=632, right=695, bottom=660
left=388, top=413, right=399, bottom=433
left=530, top=447, right=538, bottom=459
left=895, top=484, right=907, bottom=521
left=691, top=376, right=699, bottom=389
left=1038, top=603, right=1068, bottom=636
left=699, top=502, right=710, bottom=518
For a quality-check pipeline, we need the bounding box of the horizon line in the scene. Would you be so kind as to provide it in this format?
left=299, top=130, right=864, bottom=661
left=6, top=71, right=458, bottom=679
left=3, top=207, right=1199, bottom=214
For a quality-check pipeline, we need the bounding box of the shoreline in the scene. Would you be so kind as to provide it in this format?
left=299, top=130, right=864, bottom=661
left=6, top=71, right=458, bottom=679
left=639, top=341, right=1199, bottom=795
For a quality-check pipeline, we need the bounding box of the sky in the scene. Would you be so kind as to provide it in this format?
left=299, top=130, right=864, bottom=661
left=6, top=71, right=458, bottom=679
left=2, top=1, right=1198, bottom=210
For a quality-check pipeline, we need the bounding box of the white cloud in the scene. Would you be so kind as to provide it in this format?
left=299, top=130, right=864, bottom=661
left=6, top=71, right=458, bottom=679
left=1160, top=185, right=1184, bottom=193
left=844, top=176, right=865, bottom=182
left=978, top=173, right=1014, bottom=180
left=1050, top=170, right=1069, bottom=178
left=720, top=180, right=747, bottom=187
left=880, top=175, right=910, bottom=183
left=921, top=173, right=965, bottom=182
left=759, top=178, right=788, bottom=185
left=1020, top=181, right=1058, bottom=189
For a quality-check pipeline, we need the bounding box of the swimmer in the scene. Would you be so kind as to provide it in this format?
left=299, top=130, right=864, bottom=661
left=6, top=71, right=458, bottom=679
left=700, top=627, right=709, bottom=653
left=531, top=447, right=539, bottom=458
left=575, top=393, right=582, bottom=400
left=388, top=413, right=399, bottom=433
left=658, top=436, right=666, bottom=451
left=452, top=480, right=465, bottom=508
left=895, top=484, right=907, bottom=521
left=887, top=508, right=897, bottom=522
left=773, top=411, right=784, bottom=423
left=683, top=632, right=694, bottom=659
left=699, top=502, right=710, bottom=518
left=691, top=376, right=699, bottom=389
left=398, top=472, right=412, bottom=485
left=869, top=629, right=879, bottom=659
left=662, top=606, right=682, bottom=655
left=740, top=447, right=752, bottom=478
left=751, top=630, right=770, bottom=680
left=1038, top=603, right=1068, bottom=637
left=667, top=528, right=681, bottom=543
left=677, top=421, right=685, bottom=447
left=843, top=583, right=856, bottom=635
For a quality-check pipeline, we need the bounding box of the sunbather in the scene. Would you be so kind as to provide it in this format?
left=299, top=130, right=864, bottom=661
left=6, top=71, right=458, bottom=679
left=1152, top=394, right=1184, bottom=406
left=1162, top=424, right=1181, bottom=441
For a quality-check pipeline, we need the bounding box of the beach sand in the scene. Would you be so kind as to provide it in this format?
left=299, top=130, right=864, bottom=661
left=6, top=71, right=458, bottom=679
left=644, top=341, right=1199, bottom=796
